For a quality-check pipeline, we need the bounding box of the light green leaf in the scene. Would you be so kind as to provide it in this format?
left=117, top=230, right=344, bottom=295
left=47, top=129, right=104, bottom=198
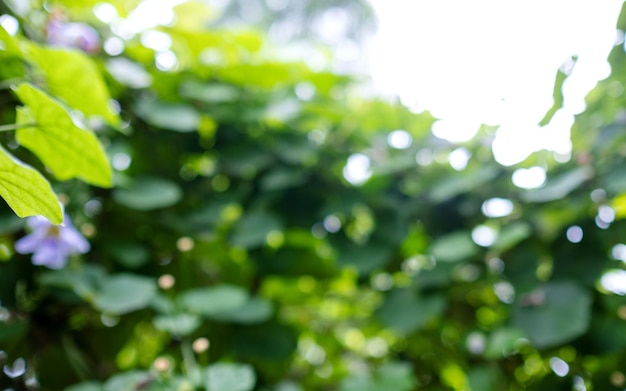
left=113, top=176, right=182, bottom=210
left=180, top=80, right=239, bottom=103
left=0, top=144, right=62, bottom=224
left=206, top=363, right=256, bottom=391
left=153, top=314, right=202, bottom=336
left=103, top=371, right=151, bottom=391
left=340, top=362, right=416, bottom=391
left=29, top=45, right=119, bottom=125
left=93, top=274, right=157, bottom=315
left=484, top=328, right=525, bottom=359
left=135, top=98, right=200, bottom=132
left=180, top=285, right=249, bottom=317
left=429, top=231, right=479, bottom=263
left=492, top=222, right=532, bottom=252
left=14, top=83, right=112, bottom=187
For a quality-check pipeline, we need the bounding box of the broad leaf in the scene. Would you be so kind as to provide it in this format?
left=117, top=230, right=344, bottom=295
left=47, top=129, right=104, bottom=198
left=180, top=285, right=249, bottom=317
left=29, top=45, right=120, bottom=125
left=0, top=144, right=62, bottom=224
left=153, top=314, right=202, bottom=336
left=134, top=98, right=200, bottom=132
left=230, top=211, right=283, bottom=249
left=14, top=83, right=112, bottom=187
left=429, top=231, right=478, bottom=263
left=206, top=363, right=256, bottom=391
left=210, top=297, right=274, bottom=324
left=93, top=274, right=156, bottom=315
left=521, top=166, right=593, bottom=203
left=113, top=176, right=182, bottom=210
left=377, top=289, right=445, bottom=335
left=512, top=281, right=591, bottom=348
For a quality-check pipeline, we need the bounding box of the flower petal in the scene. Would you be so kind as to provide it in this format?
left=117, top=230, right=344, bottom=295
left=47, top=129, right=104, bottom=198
left=14, top=230, right=47, bottom=254
left=31, top=243, right=69, bottom=269
left=60, top=226, right=90, bottom=254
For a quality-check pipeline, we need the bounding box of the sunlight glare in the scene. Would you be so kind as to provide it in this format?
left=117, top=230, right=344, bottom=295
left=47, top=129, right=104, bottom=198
left=369, top=0, right=623, bottom=165
left=343, top=153, right=371, bottom=185
left=600, top=269, right=626, bottom=295
left=388, top=129, right=412, bottom=149
left=511, top=166, right=546, bottom=189
left=481, top=198, right=514, bottom=218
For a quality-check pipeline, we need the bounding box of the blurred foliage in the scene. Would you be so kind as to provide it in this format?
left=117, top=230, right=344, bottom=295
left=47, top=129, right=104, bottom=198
left=1, top=1, right=626, bottom=391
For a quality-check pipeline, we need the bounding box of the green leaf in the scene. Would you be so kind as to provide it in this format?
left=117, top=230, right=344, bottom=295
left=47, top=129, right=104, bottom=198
left=429, top=231, right=479, bottom=263
left=539, top=57, right=575, bottom=126
left=230, top=211, right=283, bottom=249
left=106, top=242, right=150, bottom=268
left=340, top=362, right=416, bottom=391
left=0, top=144, right=62, bottom=224
left=377, top=289, right=445, bottom=335
left=40, top=264, right=107, bottom=300
left=153, top=314, right=202, bottom=336
left=0, top=320, right=28, bottom=342
left=113, top=176, right=182, bottom=210
left=0, top=26, right=22, bottom=56
left=29, top=46, right=119, bottom=125
left=106, top=58, right=153, bottom=89
left=430, top=166, right=500, bottom=203
left=93, top=274, right=157, bottom=315
left=103, top=371, right=151, bottom=391
left=14, top=83, right=112, bottom=187
left=180, top=285, right=249, bottom=317
left=180, top=81, right=240, bottom=103
left=338, top=241, right=393, bottom=274
left=64, top=382, right=103, bottom=391
left=210, top=297, right=274, bottom=324
left=521, top=166, right=593, bottom=203
left=232, top=322, right=297, bottom=360
left=206, top=363, right=256, bottom=391
left=492, top=222, right=532, bottom=252
left=467, top=365, right=500, bottom=391
left=512, top=281, right=591, bottom=348
left=484, top=328, right=525, bottom=359
left=135, top=98, right=200, bottom=132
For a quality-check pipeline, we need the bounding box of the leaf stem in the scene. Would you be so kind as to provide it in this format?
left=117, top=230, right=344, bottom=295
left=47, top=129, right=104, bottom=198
left=181, top=338, right=198, bottom=374
left=0, top=122, right=36, bottom=132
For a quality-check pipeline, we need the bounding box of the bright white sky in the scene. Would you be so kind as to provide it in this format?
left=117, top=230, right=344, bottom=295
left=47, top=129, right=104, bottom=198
left=369, top=0, right=624, bottom=166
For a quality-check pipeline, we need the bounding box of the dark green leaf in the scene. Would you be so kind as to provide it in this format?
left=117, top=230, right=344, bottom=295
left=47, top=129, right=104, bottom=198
left=377, top=289, right=445, bottom=334
left=230, top=211, right=282, bottom=249
left=512, top=281, right=591, bottom=348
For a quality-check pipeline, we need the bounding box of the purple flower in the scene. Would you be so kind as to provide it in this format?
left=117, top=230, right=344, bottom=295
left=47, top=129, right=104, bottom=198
left=14, top=215, right=90, bottom=269
left=46, top=20, right=101, bottom=54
